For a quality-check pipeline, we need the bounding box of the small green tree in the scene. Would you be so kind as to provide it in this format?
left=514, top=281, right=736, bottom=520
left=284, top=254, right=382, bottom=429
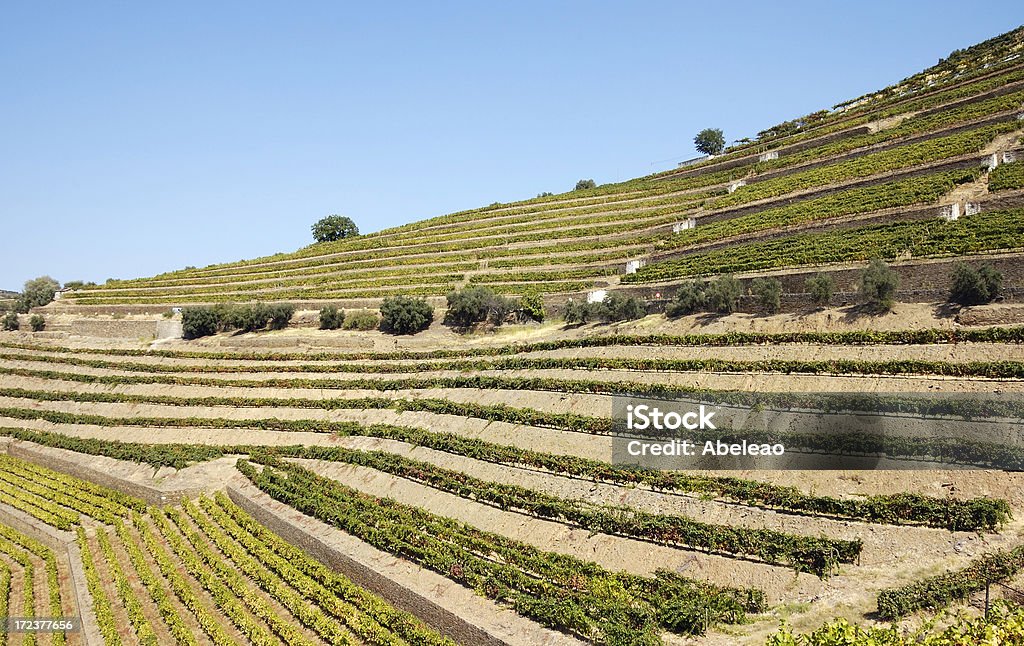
left=860, top=259, right=898, bottom=312
left=311, top=215, right=359, bottom=243
left=444, top=287, right=515, bottom=328
left=267, top=304, right=294, bottom=330
left=319, top=305, right=344, bottom=330
left=17, top=276, right=60, bottom=312
left=599, top=293, right=647, bottom=322
left=29, top=314, right=45, bottom=331
left=536, top=192, right=554, bottom=198
left=694, top=128, right=725, bottom=155
left=380, top=296, right=434, bottom=335
left=563, top=299, right=595, bottom=324
left=574, top=179, right=596, bottom=191
left=519, top=290, right=546, bottom=322
left=705, top=274, right=742, bottom=313
left=181, top=306, right=220, bottom=339
left=805, top=274, right=835, bottom=307
left=750, top=278, right=782, bottom=314
left=949, top=263, right=1002, bottom=305
left=665, top=280, right=707, bottom=318
left=2, top=312, right=19, bottom=331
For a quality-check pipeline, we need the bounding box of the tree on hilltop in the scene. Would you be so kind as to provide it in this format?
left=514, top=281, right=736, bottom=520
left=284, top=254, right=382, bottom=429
left=312, top=215, right=359, bottom=243
left=694, top=128, right=726, bottom=155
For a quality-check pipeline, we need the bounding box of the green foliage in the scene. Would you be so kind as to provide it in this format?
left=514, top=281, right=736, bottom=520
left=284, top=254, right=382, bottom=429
left=562, top=299, right=594, bottom=324
left=238, top=457, right=760, bottom=642
left=519, top=290, right=546, bottom=322
left=61, top=280, right=96, bottom=290
left=574, top=178, right=596, bottom=191
left=877, top=544, right=1024, bottom=619
left=379, top=296, right=433, bottom=335
left=705, top=275, right=742, bottom=313
left=600, top=292, right=647, bottom=321
left=222, top=303, right=294, bottom=332
left=629, top=208, right=1024, bottom=284
left=28, top=315, right=45, bottom=332
left=989, top=160, right=1024, bottom=191
left=805, top=274, right=835, bottom=307
left=693, top=128, right=725, bottom=155
left=17, top=276, right=60, bottom=312
left=665, top=280, right=707, bottom=318
left=284, top=444, right=860, bottom=576
left=445, top=286, right=516, bottom=328
left=182, top=303, right=294, bottom=339
left=750, top=278, right=782, bottom=314
left=537, top=191, right=554, bottom=197
left=712, top=122, right=1015, bottom=211
left=342, top=309, right=380, bottom=331
left=656, top=169, right=980, bottom=253
left=860, top=259, right=898, bottom=312
left=318, top=305, right=344, bottom=330
left=949, top=263, right=1002, bottom=305
left=311, top=215, right=359, bottom=243
left=565, top=294, right=646, bottom=324
left=1, top=312, right=18, bottom=332
left=181, top=307, right=220, bottom=339
left=770, top=601, right=1024, bottom=645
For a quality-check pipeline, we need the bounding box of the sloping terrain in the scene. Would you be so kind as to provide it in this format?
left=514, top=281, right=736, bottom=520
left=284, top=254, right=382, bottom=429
left=2, top=24, right=1024, bottom=646
left=53, top=26, right=1024, bottom=310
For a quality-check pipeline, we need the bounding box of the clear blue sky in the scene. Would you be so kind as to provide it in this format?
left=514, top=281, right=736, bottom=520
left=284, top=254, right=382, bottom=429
left=2, top=2, right=1022, bottom=291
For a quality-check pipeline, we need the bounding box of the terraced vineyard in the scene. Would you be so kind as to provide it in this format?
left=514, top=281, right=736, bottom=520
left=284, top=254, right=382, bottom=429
left=2, top=322, right=1024, bottom=644
left=5, top=22, right=1024, bottom=646
left=46, top=27, right=1024, bottom=308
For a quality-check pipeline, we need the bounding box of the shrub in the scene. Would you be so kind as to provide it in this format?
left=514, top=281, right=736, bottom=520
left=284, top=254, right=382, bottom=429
left=751, top=278, right=782, bottom=314
left=537, top=192, right=554, bottom=198
left=445, top=287, right=515, bottom=328
left=574, top=179, right=596, bottom=191
left=223, top=304, right=268, bottom=332
left=380, top=296, right=434, bottom=335
left=805, top=274, right=835, bottom=307
left=342, top=309, right=380, bottom=331
left=519, top=290, right=546, bottom=322
left=949, top=263, right=1002, bottom=305
left=666, top=280, right=707, bottom=318
left=694, top=128, right=725, bottom=155
left=319, top=305, right=344, bottom=330
left=705, top=275, right=742, bottom=313
left=1, top=312, right=19, bottom=331
left=29, top=314, right=45, bottom=331
left=311, top=215, right=359, bottom=243
left=860, top=259, right=898, bottom=312
left=182, top=303, right=294, bottom=339
left=182, top=306, right=220, bottom=339
left=599, top=293, right=647, bottom=322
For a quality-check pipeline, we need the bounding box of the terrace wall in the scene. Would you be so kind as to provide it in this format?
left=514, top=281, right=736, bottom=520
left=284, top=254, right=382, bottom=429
left=589, top=251, right=1024, bottom=314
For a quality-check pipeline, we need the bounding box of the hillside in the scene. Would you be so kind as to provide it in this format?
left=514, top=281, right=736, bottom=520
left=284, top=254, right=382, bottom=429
left=1, top=24, right=1024, bottom=646
left=50, top=25, right=1024, bottom=314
